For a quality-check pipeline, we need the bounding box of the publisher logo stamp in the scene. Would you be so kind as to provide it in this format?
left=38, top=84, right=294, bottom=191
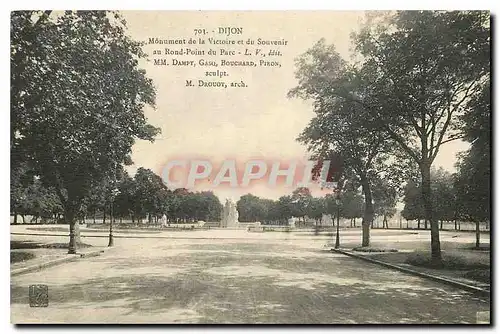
left=476, top=311, right=490, bottom=324
left=29, top=285, right=48, bottom=307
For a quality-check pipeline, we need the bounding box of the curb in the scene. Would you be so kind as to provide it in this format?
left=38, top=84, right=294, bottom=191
left=11, top=249, right=106, bottom=277
left=79, top=250, right=105, bottom=258
left=332, top=249, right=490, bottom=297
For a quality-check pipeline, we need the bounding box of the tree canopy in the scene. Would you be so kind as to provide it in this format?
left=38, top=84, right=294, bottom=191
left=11, top=10, right=160, bottom=252
left=289, top=10, right=490, bottom=262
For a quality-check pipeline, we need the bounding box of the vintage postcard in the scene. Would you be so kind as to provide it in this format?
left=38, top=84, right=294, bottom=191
left=10, top=10, right=490, bottom=324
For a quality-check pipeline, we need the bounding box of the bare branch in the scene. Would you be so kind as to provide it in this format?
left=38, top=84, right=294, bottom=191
left=431, top=81, right=478, bottom=161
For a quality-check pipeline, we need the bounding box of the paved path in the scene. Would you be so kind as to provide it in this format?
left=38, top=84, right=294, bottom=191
left=11, top=230, right=489, bottom=324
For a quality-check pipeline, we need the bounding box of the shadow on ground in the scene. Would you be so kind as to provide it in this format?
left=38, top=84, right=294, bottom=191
left=11, top=240, right=489, bottom=324
left=11, top=240, right=92, bottom=250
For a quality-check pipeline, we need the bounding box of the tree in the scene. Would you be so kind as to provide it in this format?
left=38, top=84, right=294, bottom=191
left=11, top=11, right=160, bottom=253
left=265, top=199, right=284, bottom=224
left=402, top=168, right=458, bottom=230
left=350, top=11, right=490, bottom=263
left=198, top=191, right=223, bottom=222
left=169, top=188, right=190, bottom=222
left=237, top=194, right=267, bottom=222
left=401, top=180, right=424, bottom=227
left=339, top=187, right=364, bottom=227
left=133, top=168, right=169, bottom=223
left=277, top=195, right=294, bottom=223
left=11, top=162, right=37, bottom=224
left=290, top=187, right=312, bottom=223
left=372, top=178, right=398, bottom=229
left=289, top=40, right=397, bottom=246
left=431, top=168, right=456, bottom=229
left=11, top=172, right=63, bottom=224
left=455, top=80, right=490, bottom=247
left=307, top=197, right=326, bottom=232
left=113, top=172, right=137, bottom=223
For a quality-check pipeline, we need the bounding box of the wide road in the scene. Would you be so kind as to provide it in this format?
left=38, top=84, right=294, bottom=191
left=11, top=229, right=489, bottom=324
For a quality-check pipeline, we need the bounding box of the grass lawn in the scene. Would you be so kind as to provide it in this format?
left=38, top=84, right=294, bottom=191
left=11, top=240, right=93, bottom=250
left=363, top=250, right=490, bottom=284
left=10, top=251, right=35, bottom=264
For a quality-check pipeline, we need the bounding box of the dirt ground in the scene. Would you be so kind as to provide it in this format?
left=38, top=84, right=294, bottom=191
left=10, top=226, right=490, bottom=324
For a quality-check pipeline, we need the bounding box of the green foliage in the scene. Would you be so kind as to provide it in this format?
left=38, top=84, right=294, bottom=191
left=90, top=169, right=224, bottom=223
left=402, top=168, right=458, bottom=222
left=277, top=195, right=294, bottom=221
left=454, top=81, right=490, bottom=223
left=324, top=188, right=364, bottom=220
left=131, top=168, right=168, bottom=220
left=372, top=178, right=398, bottom=221
left=237, top=194, right=268, bottom=222
left=352, top=12, right=489, bottom=256
left=288, top=39, right=400, bottom=246
left=306, top=197, right=326, bottom=221
left=236, top=194, right=291, bottom=224
left=401, top=180, right=423, bottom=221
left=290, top=187, right=312, bottom=220
left=11, top=162, right=63, bottom=222
left=290, top=10, right=490, bottom=257
left=11, top=11, right=160, bottom=222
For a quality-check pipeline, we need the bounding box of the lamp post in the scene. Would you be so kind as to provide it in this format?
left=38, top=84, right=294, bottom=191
left=108, top=188, right=120, bottom=247
left=334, top=192, right=341, bottom=249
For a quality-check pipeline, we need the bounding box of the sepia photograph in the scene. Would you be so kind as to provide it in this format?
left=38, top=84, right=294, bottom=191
left=9, top=8, right=491, bottom=325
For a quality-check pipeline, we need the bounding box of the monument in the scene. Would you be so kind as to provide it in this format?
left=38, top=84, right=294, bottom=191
left=220, top=199, right=239, bottom=228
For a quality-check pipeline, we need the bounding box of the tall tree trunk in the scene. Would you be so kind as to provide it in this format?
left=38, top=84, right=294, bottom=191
left=361, top=176, right=374, bottom=247
left=475, top=221, right=480, bottom=249
left=21, top=214, right=26, bottom=224
left=383, top=215, right=388, bottom=228
left=454, top=219, right=457, bottom=230
left=74, top=219, right=81, bottom=244
left=424, top=219, right=428, bottom=230
left=421, top=161, right=441, bottom=264
left=64, top=208, right=78, bottom=254
left=353, top=218, right=356, bottom=227
left=102, top=208, right=107, bottom=224
left=93, top=209, right=96, bottom=224
left=13, top=211, right=18, bottom=224
left=417, top=218, right=421, bottom=229
left=440, top=220, right=443, bottom=230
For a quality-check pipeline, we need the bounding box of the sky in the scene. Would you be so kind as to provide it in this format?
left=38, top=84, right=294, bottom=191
left=120, top=11, right=470, bottom=201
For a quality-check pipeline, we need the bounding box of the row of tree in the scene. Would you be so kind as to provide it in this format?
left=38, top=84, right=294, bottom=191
left=236, top=184, right=395, bottom=227
left=11, top=11, right=490, bottom=258
left=11, top=165, right=223, bottom=225
left=11, top=11, right=164, bottom=253
left=289, top=10, right=490, bottom=262
left=402, top=167, right=490, bottom=231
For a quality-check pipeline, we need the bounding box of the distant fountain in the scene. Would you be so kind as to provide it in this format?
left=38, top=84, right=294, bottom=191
left=220, top=199, right=239, bottom=228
